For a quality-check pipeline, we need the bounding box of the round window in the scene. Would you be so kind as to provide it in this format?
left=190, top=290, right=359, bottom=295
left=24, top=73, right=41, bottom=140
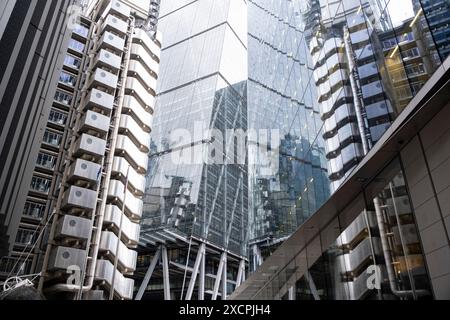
left=105, top=52, right=110, bottom=58
left=75, top=191, right=82, bottom=197
left=69, top=220, right=77, bottom=227
left=62, top=252, right=70, bottom=259
left=115, top=2, right=120, bottom=7
left=112, top=18, right=118, bottom=23
left=81, top=163, right=88, bottom=170
left=101, top=72, right=106, bottom=77
left=91, top=114, right=98, bottom=121
left=108, top=35, right=114, bottom=40
left=87, top=138, right=93, bottom=144
left=96, top=92, right=102, bottom=98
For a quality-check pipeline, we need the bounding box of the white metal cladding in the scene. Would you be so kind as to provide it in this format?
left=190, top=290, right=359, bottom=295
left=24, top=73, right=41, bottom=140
left=62, top=186, right=97, bottom=210
left=99, top=231, right=137, bottom=271
left=75, top=133, right=106, bottom=158
left=338, top=237, right=382, bottom=273
left=99, top=31, right=126, bottom=53
left=133, top=28, right=161, bottom=61
left=112, top=156, right=146, bottom=194
left=95, top=49, right=122, bottom=72
left=130, top=43, right=159, bottom=78
left=122, top=94, right=153, bottom=128
left=125, top=77, right=154, bottom=106
left=128, top=60, right=157, bottom=93
left=90, top=68, right=119, bottom=91
left=119, top=114, right=150, bottom=151
left=48, top=246, right=86, bottom=271
left=68, top=158, right=102, bottom=183
left=94, top=259, right=134, bottom=300
left=80, top=110, right=111, bottom=135
left=83, top=88, right=114, bottom=113
left=102, top=14, right=128, bottom=36
left=55, top=214, right=92, bottom=240
left=108, top=179, right=143, bottom=219
left=115, top=134, right=148, bottom=171
left=104, top=0, right=131, bottom=20
left=104, top=204, right=140, bottom=245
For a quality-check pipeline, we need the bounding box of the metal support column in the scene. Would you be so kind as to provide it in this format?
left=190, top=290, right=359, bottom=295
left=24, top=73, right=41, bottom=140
left=236, top=259, right=245, bottom=288
left=212, top=252, right=226, bottom=300
left=185, top=243, right=205, bottom=300
left=222, top=253, right=228, bottom=300
left=161, top=245, right=171, bottom=300
left=198, top=253, right=205, bottom=300
left=288, top=285, right=296, bottom=300
left=306, top=271, right=320, bottom=300
left=135, top=246, right=161, bottom=300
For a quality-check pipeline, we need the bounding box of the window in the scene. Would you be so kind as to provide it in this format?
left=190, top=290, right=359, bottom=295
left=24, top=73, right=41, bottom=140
left=23, top=201, right=45, bottom=219
left=36, top=152, right=56, bottom=169
left=30, top=176, right=51, bottom=193
left=42, top=130, right=62, bottom=147
left=68, top=38, right=85, bottom=52
left=48, top=108, right=67, bottom=125
left=73, top=24, right=89, bottom=37
left=15, top=229, right=36, bottom=246
left=54, top=90, right=73, bottom=105
left=64, top=54, right=82, bottom=69
left=59, top=71, right=77, bottom=86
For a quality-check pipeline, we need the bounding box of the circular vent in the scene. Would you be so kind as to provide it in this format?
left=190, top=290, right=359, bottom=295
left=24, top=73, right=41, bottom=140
left=81, top=163, right=88, bottom=170
left=96, top=92, right=102, bottom=98
left=91, top=114, right=98, bottom=121
left=100, top=72, right=106, bottom=77
left=75, top=191, right=82, bottom=197
left=69, top=220, right=77, bottom=227
left=62, top=252, right=70, bottom=259
left=87, top=138, right=93, bottom=144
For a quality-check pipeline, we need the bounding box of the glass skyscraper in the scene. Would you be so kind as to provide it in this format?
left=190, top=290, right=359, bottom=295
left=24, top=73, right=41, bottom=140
left=136, top=0, right=330, bottom=299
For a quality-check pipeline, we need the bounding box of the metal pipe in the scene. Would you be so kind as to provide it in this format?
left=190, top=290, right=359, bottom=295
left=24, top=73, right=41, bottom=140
left=343, top=26, right=369, bottom=155
left=373, top=197, right=428, bottom=298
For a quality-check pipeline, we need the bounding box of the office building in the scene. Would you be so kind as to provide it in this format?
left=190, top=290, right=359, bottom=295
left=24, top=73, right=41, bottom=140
left=0, top=0, right=161, bottom=300
left=231, top=0, right=450, bottom=300
left=135, top=0, right=330, bottom=300
left=0, top=0, right=77, bottom=278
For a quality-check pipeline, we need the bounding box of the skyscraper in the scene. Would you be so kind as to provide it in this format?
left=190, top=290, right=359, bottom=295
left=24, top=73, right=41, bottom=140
left=0, top=0, right=77, bottom=278
left=135, top=0, right=330, bottom=300
left=0, top=0, right=161, bottom=300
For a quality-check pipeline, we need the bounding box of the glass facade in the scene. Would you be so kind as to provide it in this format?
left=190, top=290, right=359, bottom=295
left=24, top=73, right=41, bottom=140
left=231, top=0, right=450, bottom=301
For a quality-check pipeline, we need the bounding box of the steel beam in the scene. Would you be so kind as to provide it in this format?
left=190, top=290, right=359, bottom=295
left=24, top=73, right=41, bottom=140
left=135, top=246, right=161, bottom=300
left=162, top=245, right=171, bottom=300
left=185, top=243, right=205, bottom=300
left=212, top=252, right=226, bottom=300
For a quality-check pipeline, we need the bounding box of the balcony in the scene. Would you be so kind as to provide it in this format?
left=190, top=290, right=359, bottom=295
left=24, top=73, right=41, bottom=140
left=122, top=95, right=153, bottom=128
left=62, top=186, right=97, bottom=211
left=83, top=88, right=114, bottom=114
left=48, top=246, right=85, bottom=271
left=115, top=134, right=148, bottom=171
left=101, top=14, right=128, bottom=37
left=112, top=156, right=146, bottom=195
left=94, top=49, right=121, bottom=73
left=98, top=31, right=125, bottom=54
left=80, top=110, right=111, bottom=136
left=67, top=159, right=102, bottom=184
left=108, top=179, right=143, bottom=219
left=104, top=204, right=140, bottom=246
left=55, top=214, right=92, bottom=240
left=74, top=134, right=106, bottom=159
left=99, top=231, right=137, bottom=272
left=94, top=259, right=134, bottom=300
left=119, top=114, right=150, bottom=152
left=88, top=68, right=118, bottom=92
